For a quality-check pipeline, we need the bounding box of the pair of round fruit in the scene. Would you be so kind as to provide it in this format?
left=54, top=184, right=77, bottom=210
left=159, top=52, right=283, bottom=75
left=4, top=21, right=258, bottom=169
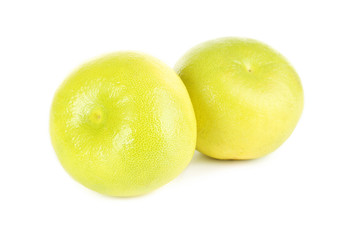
left=50, top=37, right=304, bottom=197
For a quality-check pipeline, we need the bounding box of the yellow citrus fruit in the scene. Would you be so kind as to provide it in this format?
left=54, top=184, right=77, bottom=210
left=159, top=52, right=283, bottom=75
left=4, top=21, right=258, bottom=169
left=50, top=52, right=196, bottom=197
left=175, top=37, right=303, bottom=160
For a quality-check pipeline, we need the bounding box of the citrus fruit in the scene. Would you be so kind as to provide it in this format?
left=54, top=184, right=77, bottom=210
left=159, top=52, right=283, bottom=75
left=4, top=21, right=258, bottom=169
left=50, top=52, right=196, bottom=196
left=175, top=37, right=303, bottom=160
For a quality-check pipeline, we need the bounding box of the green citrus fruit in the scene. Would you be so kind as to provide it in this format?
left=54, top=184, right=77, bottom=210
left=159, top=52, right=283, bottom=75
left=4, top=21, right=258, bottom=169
left=175, top=37, right=303, bottom=160
left=50, top=52, right=196, bottom=196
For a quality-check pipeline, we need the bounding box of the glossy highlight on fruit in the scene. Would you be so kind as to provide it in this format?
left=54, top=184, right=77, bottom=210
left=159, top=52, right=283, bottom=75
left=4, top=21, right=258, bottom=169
left=175, top=37, right=303, bottom=160
left=50, top=52, right=196, bottom=197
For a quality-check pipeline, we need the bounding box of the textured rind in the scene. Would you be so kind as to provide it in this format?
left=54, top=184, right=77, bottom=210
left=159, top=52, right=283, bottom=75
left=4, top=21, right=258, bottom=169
left=175, top=37, right=304, bottom=160
left=50, top=52, right=196, bottom=196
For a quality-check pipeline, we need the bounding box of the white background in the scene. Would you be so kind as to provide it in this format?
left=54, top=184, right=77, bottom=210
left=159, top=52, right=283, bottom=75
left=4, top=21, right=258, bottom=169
left=1, top=0, right=359, bottom=239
